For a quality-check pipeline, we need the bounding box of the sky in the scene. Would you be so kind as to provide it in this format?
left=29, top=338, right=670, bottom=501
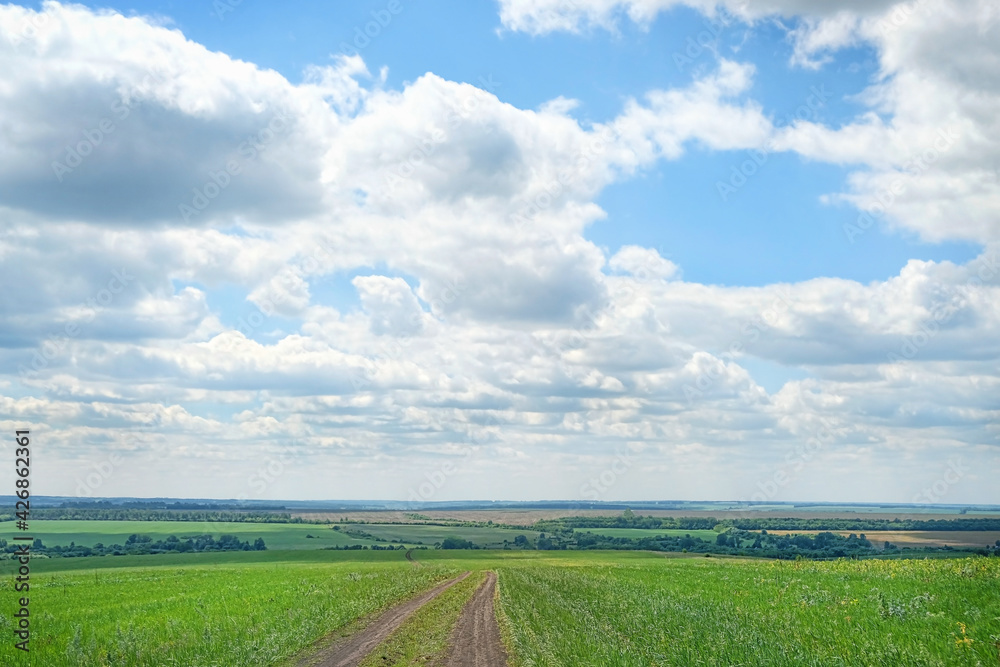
left=0, top=0, right=997, bottom=504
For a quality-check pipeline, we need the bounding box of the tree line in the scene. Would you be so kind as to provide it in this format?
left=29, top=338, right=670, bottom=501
left=0, top=533, right=266, bottom=558
left=534, top=513, right=1000, bottom=533
left=10, top=508, right=298, bottom=523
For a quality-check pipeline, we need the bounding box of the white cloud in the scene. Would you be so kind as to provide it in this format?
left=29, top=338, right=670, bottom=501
left=501, top=1, right=1000, bottom=245
left=353, top=276, right=426, bottom=336
left=496, top=0, right=900, bottom=35
left=608, top=246, right=679, bottom=280
left=0, top=2, right=997, bottom=502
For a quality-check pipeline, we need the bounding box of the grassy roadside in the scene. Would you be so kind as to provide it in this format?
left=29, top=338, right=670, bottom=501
left=494, top=570, right=523, bottom=667
left=358, top=571, right=487, bottom=667
left=0, top=558, right=458, bottom=667
left=495, top=556, right=1000, bottom=665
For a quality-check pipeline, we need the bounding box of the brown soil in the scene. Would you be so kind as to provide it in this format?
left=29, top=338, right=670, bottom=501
left=766, top=529, right=1000, bottom=547
left=444, top=571, right=509, bottom=667
left=299, top=572, right=470, bottom=667
left=292, top=509, right=1000, bottom=526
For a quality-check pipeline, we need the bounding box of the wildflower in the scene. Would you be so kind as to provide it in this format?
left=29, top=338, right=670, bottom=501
left=953, top=622, right=974, bottom=649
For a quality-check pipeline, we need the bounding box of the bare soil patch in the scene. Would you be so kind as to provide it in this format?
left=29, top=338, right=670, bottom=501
left=767, top=530, right=1000, bottom=548
left=298, top=572, right=470, bottom=667
left=292, top=509, right=999, bottom=526
left=444, top=571, right=508, bottom=667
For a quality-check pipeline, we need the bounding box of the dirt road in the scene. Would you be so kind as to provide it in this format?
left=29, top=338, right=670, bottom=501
left=444, top=571, right=509, bottom=667
left=299, top=571, right=470, bottom=667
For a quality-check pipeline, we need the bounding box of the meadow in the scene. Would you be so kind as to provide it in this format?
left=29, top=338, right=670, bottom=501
left=496, top=554, right=1000, bottom=666
left=0, top=520, right=374, bottom=551
left=577, top=528, right=719, bottom=541
left=0, top=550, right=459, bottom=666
left=1, top=519, right=542, bottom=552
left=338, top=522, right=540, bottom=547
left=1, top=547, right=997, bottom=666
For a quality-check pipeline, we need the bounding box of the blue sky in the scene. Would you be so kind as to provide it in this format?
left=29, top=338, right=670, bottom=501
left=0, top=0, right=997, bottom=503
left=60, top=0, right=979, bottom=288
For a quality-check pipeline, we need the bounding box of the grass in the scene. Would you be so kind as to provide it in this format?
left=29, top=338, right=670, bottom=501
left=497, top=554, right=1000, bottom=666
left=2, top=544, right=997, bottom=666
left=3, top=519, right=543, bottom=553
left=357, top=571, right=486, bottom=667
left=577, top=528, right=720, bottom=541
left=0, top=553, right=458, bottom=666
left=0, top=520, right=374, bottom=551
left=0, top=548, right=421, bottom=576
left=339, top=523, right=540, bottom=547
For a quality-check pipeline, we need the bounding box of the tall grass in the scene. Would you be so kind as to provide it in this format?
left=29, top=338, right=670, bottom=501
left=0, top=558, right=456, bottom=666
left=497, top=556, right=1000, bottom=666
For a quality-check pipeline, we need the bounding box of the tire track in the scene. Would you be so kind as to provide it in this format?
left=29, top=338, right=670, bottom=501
left=444, top=571, right=509, bottom=667
left=299, top=571, right=470, bottom=667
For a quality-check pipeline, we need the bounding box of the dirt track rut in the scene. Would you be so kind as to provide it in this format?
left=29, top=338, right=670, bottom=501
left=444, top=571, right=509, bottom=667
left=300, top=571, right=470, bottom=667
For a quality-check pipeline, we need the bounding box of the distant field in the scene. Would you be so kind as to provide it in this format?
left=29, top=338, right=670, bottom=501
left=339, top=522, right=539, bottom=547
left=766, top=530, right=1000, bottom=548
left=0, top=520, right=374, bottom=550
left=0, top=519, right=540, bottom=553
left=578, top=528, right=720, bottom=541
left=295, top=507, right=1000, bottom=525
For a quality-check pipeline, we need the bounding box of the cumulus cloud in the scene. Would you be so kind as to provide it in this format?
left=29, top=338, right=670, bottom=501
left=0, top=1, right=330, bottom=226
left=0, top=2, right=997, bottom=502
left=501, top=0, right=1000, bottom=245
left=354, top=276, right=426, bottom=336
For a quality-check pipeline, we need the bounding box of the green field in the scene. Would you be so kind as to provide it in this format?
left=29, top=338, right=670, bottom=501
left=2, top=520, right=544, bottom=552
left=1, top=552, right=458, bottom=666
left=339, top=522, right=540, bottom=547
left=577, top=528, right=720, bottom=541
left=0, top=520, right=375, bottom=551
left=497, top=555, right=1000, bottom=665
left=2, top=547, right=997, bottom=666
